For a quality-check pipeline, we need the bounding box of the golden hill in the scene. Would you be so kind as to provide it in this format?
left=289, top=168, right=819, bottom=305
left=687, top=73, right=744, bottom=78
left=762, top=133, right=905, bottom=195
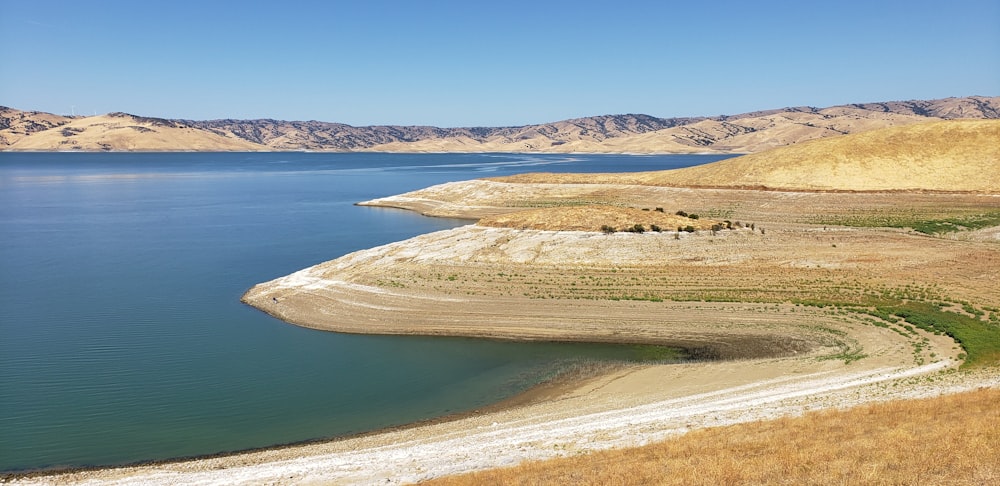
left=0, top=107, right=74, bottom=146
left=494, top=120, right=1000, bottom=192
left=3, top=96, right=998, bottom=152
left=6, top=112, right=266, bottom=152
left=367, top=107, right=938, bottom=154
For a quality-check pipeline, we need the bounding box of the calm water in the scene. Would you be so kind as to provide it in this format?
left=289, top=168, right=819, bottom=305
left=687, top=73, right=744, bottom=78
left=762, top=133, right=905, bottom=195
left=0, top=152, right=731, bottom=471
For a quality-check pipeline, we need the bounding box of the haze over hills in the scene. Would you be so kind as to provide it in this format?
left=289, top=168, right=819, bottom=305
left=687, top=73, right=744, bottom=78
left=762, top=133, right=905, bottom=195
left=1, top=96, right=997, bottom=153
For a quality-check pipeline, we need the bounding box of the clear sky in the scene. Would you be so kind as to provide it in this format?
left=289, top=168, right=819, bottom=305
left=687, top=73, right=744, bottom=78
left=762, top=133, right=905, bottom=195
left=1, top=0, right=998, bottom=127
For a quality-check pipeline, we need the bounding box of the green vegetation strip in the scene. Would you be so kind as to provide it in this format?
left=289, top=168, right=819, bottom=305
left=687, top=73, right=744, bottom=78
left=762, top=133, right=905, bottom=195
left=904, top=212, right=1000, bottom=234
left=815, top=211, right=1000, bottom=235
left=865, top=302, right=1000, bottom=368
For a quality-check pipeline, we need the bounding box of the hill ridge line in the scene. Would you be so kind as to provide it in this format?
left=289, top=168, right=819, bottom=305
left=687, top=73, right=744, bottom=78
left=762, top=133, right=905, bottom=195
left=2, top=96, right=997, bottom=153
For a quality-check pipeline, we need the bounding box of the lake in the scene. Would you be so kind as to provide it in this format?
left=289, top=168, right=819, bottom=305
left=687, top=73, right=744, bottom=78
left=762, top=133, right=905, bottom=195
left=0, top=152, right=732, bottom=472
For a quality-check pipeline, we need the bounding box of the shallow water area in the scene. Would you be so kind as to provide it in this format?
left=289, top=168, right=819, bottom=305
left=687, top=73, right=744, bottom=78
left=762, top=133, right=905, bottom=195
left=0, top=152, right=729, bottom=472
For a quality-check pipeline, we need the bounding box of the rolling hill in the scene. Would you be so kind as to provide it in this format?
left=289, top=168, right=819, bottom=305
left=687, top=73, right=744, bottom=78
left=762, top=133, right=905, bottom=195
left=493, top=119, right=1000, bottom=192
left=2, top=96, right=997, bottom=153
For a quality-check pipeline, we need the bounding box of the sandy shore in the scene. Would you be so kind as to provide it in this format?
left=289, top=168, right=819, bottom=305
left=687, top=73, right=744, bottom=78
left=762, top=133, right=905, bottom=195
left=11, top=359, right=997, bottom=485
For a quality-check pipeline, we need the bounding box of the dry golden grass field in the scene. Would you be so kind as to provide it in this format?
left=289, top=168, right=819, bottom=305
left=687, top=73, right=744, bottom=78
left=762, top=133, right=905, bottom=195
left=423, top=387, right=1000, bottom=486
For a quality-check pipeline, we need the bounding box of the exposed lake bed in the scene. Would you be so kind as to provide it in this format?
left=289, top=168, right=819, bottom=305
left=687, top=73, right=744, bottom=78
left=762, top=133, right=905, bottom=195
left=0, top=153, right=719, bottom=473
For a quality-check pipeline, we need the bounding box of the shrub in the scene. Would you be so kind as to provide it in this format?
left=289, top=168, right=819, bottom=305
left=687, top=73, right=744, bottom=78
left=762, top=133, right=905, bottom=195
left=684, top=225, right=696, bottom=233
left=650, top=224, right=662, bottom=232
left=600, top=225, right=616, bottom=234
left=675, top=210, right=688, bottom=217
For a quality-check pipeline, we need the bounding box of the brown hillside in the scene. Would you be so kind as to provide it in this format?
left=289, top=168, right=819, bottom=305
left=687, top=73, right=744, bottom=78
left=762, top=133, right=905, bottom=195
left=7, top=113, right=266, bottom=151
left=365, top=97, right=1000, bottom=154
left=0, top=107, right=74, bottom=146
left=3, top=96, right=998, bottom=152
left=494, top=120, right=1000, bottom=192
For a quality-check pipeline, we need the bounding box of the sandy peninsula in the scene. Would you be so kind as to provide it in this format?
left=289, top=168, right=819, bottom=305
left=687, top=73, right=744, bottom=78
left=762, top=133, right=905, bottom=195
left=11, top=120, right=1000, bottom=485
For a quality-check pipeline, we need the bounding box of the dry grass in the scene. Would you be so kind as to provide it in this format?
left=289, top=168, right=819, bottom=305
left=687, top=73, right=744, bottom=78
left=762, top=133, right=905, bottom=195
left=478, top=206, right=719, bottom=232
left=492, top=120, right=1000, bottom=192
left=7, top=113, right=266, bottom=151
left=422, top=387, right=1000, bottom=486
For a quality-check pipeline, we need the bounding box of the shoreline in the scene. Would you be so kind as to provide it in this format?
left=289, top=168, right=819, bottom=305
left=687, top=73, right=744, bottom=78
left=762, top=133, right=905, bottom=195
left=10, top=357, right=995, bottom=485
left=1, top=357, right=634, bottom=480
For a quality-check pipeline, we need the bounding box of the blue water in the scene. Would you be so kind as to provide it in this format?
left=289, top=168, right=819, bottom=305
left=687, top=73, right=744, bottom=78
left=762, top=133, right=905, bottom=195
left=0, top=152, right=731, bottom=472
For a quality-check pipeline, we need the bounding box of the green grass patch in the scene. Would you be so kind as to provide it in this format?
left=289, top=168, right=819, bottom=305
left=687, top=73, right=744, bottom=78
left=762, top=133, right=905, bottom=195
left=814, top=210, right=1000, bottom=235
left=874, top=302, right=1000, bottom=368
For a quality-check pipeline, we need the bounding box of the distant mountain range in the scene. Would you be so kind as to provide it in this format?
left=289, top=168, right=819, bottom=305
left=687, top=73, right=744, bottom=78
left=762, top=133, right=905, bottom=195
left=2, top=96, right=997, bottom=153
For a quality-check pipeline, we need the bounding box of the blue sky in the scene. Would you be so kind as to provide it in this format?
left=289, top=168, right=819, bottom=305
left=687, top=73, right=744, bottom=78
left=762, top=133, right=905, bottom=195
left=1, top=0, right=998, bottom=127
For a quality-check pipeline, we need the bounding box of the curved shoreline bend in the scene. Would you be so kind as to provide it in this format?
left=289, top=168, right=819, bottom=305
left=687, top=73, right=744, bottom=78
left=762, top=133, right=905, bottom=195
left=19, top=179, right=1000, bottom=484
left=20, top=200, right=999, bottom=483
